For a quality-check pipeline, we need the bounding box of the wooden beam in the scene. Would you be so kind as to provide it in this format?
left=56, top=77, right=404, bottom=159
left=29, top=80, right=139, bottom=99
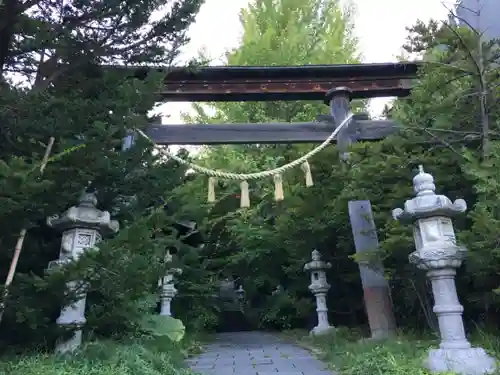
left=158, top=77, right=413, bottom=102
left=110, top=62, right=419, bottom=102
left=145, top=119, right=398, bottom=145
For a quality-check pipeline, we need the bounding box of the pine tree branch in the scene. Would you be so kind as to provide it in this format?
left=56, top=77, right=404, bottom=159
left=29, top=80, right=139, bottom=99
left=0, top=136, right=55, bottom=324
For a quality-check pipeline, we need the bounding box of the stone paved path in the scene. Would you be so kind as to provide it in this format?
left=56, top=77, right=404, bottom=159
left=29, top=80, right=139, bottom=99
left=186, top=331, right=337, bottom=375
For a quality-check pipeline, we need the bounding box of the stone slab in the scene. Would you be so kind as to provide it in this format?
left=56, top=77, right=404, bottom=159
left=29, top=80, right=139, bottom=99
left=186, top=331, right=337, bottom=375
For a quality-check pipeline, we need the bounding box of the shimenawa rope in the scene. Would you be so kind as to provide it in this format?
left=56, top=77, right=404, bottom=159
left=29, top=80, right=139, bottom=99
left=135, top=112, right=354, bottom=207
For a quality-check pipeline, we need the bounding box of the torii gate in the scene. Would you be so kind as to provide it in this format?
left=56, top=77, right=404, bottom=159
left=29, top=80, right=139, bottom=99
left=121, top=62, right=418, bottom=339
left=121, top=62, right=416, bottom=146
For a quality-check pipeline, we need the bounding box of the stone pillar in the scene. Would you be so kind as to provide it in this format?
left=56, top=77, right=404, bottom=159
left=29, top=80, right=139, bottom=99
left=46, top=192, right=119, bottom=354
left=304, top=250, right=334, bottom=336
left=392, top=166, right=496, bottom=375
left=159, top=249, right=182, bottom=317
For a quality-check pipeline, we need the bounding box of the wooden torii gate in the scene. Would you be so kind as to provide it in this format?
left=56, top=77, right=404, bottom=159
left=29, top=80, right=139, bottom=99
left=123, top=62, right=417, bottom=145
left=125, top=62, right=418, bottom=339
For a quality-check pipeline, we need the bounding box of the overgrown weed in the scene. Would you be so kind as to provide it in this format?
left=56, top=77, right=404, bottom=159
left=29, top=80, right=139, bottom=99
left=283, top=327, right=500, bottom=375
left=0, top=335, right=203, bottom=375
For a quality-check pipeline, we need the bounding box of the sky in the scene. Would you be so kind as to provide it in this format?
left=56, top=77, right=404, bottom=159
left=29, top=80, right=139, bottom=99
left=156, top=0, right=456, bottom=125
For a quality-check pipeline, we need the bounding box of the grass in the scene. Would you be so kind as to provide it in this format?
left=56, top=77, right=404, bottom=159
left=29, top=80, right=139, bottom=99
left=0, top=333, right=210, bottom=375
left=281, top=327, right=500, bottom=375
left=4, top=326, right=499, bottom=375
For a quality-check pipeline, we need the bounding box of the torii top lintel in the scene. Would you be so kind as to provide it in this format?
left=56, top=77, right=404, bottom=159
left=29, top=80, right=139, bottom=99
left=117, top=62, right=419, bottom=102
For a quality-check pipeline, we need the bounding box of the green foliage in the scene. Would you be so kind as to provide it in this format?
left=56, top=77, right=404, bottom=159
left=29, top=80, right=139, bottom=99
left=1, top=0, right=203, bottom=76
left=260, top=290, right=311, bottom=330
left=172, top=253, right=220, bottom=332
left=285, top=328, right=500, bottom=375
left=391, top=17, right=500, bottom=324
left=459, top=142, right=500, bottom=312
left=185, top=0, right=363, bottom=125
left=139, top=315, right=186, bottom=343
left=0, top=338, right=197, bottom=375
left=314, top=334, right=431, bottom=375
left=0, top=0, right=205, bottom=352
left=397, top=20, right=500, bottom=157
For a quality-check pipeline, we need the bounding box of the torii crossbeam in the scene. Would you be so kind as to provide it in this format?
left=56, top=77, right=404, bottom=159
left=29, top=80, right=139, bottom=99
left=117, top=62, right=419, bottom=146
left=125, top=62, right=418, bottom=102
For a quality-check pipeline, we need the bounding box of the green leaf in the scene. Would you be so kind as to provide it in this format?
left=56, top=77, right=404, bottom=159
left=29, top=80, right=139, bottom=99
left=139, top=315, right=186, bottom=343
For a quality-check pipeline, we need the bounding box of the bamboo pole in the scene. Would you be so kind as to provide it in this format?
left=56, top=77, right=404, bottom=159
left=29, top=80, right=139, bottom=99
left=0, top=137, right=55, bottom=324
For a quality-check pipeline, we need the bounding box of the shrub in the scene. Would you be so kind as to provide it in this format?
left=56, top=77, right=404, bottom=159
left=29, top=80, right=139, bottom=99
left=286, top=328, right=500, bottom=375
left=0, top=338, right=195, bottom=375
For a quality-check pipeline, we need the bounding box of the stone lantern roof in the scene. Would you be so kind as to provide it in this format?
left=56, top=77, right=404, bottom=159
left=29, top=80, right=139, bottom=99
left=304, top=250, right=331, bottom=272
left=46, top=192, right=119, bottom=236
left=392, top=165, right=467, bottom=223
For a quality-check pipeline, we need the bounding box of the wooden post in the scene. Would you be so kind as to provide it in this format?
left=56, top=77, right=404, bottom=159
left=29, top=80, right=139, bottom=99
left=326, top=90, right=395, bottom=338
left=348, top=200, right=396, bottom=340
left=325, top=87, right=355, bottom=162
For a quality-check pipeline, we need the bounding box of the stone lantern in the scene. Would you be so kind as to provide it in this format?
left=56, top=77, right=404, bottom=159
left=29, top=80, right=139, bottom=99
left=304, top=250, right=334, bottom=336
left=233, top=284, right=245, bottom=313
left=272, top=285, right=283, bottom=296
left=392, top=166, right=496, bottom=375
left=46, top=192, right=119, bottom=354
left=157, top=218, right=202, bottom=318
left=235, top=285, right=245, bottom=302
left=159, top=249, right=182, bottom=317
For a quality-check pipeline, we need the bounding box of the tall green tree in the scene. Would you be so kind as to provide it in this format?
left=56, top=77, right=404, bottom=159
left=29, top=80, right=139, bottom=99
left=0, top=0, right=205, bottom=349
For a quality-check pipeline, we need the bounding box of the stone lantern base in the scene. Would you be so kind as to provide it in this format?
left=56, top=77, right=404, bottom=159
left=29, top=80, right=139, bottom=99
left=56, top=330, right=83, bottom=354
left=310, top=325, right=335, bottom=336
left=426, top=347, right=496, bottom=375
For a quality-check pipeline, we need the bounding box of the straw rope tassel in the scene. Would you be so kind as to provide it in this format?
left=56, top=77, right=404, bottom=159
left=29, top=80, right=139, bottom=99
left=208, top=177, right=216, bottom=203
left=301, top=161, right=314, bottom=187
left=240, top=180, right=250, bottom=208
left=273, top=173, right=284, bottom=201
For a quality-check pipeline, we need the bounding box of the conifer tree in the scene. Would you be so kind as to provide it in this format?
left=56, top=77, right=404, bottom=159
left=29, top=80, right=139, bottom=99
left=0, top=0, right=204, bottom=347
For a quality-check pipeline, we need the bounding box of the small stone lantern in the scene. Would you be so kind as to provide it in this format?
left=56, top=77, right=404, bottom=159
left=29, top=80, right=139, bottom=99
left=272, top=285, right=283, bottom=296
left=235, top=285, right=245, bottom=302
left=393, top=166, right=496, bottom=375
left=235, top=285, right=246, bottom=312
left=47, top=192, right=119, bottom=354
left=304, top=250, right=334, bottom=336
left=159, top=249, right=182, bottom=317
